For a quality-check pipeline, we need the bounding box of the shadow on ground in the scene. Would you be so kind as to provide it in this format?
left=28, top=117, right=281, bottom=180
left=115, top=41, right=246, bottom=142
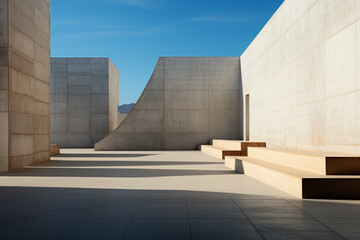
left=0, top=187, right=359, bottom=240
left=55, top=153, right=158, bottom=158
left=1, top=168, right=233, bottom=178
left=42, top=160, right=223, bottom=167
left=1, top=155, right=227, bottom=178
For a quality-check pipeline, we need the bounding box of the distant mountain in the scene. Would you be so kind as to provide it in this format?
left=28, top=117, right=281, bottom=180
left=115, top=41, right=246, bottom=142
left=118, top=103, right=135, bottom=113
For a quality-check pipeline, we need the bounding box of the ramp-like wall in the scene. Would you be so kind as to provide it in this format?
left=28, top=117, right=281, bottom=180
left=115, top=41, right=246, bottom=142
left=241, top=0, right=360, bottom=154
left=95, top=57, right=242, bottom=150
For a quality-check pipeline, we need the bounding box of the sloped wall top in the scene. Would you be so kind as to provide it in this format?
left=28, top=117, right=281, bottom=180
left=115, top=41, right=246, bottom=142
left=95, top=57, right=242, bottom=150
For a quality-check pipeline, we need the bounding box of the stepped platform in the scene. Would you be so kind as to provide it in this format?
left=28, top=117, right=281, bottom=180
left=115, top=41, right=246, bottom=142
left=248, top=147, right=360, bottom=175
left=225, top=147, right=360, bottom=199
left=200, top=145, right=241, bottom=159
left=200, top=140, right=266, bottom=159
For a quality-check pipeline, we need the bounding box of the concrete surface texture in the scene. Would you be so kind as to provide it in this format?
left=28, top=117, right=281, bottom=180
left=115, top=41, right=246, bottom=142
left=240, top=0, right=360, bottom=155
left=0, top=149, right=360, bottom=239
left=117, top=113, right=127, bottom=126
left=95, top=57, right=242, bottom=150
left=225, top=147, right=360, bottom=199
left=201, top=140, right=266, bottom=159
left=0, top=0, right=51, bottom=172
left=50, top=144, right=60, bottom=156
left=50, top=58, right=119, bottom=148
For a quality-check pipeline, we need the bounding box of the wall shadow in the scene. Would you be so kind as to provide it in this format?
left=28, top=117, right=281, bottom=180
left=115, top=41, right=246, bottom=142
left=0, top=186, right=358, bottom=240
left=1, top=168, right=233, bottom=178
left=44, top=160, right=223, bottom=167
left=55, top=153, right=158, bottom=158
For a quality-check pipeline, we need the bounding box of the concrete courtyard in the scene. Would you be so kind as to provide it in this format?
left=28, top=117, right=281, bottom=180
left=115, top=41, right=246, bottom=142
left=0, top=150, right=359, bottom=240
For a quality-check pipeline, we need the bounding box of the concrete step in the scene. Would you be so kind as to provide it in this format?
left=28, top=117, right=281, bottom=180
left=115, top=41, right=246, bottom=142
left=212, top=139, right=242, bottom=149
left=247, top=147, right=360, bottom=175
left=211, top=140, right=266, bottom=156
left=200, top=145, right=241, bottom=159
left=225, top=156, right=360, bottom=199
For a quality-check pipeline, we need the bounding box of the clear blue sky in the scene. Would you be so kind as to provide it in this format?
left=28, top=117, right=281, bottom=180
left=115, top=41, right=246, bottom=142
left=51, top=0, right=284, bottom=105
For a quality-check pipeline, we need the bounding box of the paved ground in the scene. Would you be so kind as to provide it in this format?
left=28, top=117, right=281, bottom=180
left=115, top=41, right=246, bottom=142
left=1, top=149, right=360, bottom=240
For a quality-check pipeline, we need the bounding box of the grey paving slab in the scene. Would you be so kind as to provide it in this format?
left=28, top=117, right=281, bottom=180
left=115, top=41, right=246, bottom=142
left=144, top=190, right=186, bottom=200
left=123, top=218, right=191, bottom=240
left=135, top=199, right=188, bottom=219
left=191, top=218, right=262, bottom=240
left=188, top=203, right=247, bottom=219
left=259, top=231, right=344, bottom=240
left=251, top=218, right=333, bottom=233
left=82, top=207, right=138, bottom=220
left=59, top=219, right=130, bottom=240
left=0, top=150, right=358, bottom=240
left=234, top=199, right=310, bottom=219
left=316, top=218, right=360, bottom=240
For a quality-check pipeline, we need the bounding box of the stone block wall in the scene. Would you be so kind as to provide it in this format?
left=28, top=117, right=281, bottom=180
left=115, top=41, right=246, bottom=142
left=50, top=58, right=119, bottom=148
left=0, top=0, right=51, bottom=172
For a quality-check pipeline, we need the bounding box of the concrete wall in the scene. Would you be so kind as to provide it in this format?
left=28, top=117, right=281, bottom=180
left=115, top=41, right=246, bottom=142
left=50, top=58, right=119, bottom=148
left=241, top=0, right=360, bottom=155
left=0, top=0, right=51, bottom=172
left=95, top=57, right=242, bottom=150
left=0, top=0, right=9, bottom=172
left=108, top=60, right=119, bottom=132
left=117, top=113, right=127, bottom=126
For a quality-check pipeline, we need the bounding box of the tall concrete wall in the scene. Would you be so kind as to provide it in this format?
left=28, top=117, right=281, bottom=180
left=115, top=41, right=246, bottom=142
left=117, top=113, right=127, bottom=126
left=0, top=0, right=9, bottom=172
left=241, top=0, right=360, bottom=155
left=50, top=58, right=119, bottom=148
left=0, top=0, right=51, bottom=172
left=95, top=57, right=242, bottom=150
left=108, top=60, right=119, bottom=132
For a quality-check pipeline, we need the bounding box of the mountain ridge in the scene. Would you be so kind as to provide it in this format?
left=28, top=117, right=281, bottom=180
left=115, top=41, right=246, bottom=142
left=118, top=103, right=135, bottom=113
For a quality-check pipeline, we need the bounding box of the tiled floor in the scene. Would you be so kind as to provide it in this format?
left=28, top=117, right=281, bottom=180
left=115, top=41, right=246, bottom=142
left=0, top=149, right=360, bottom=239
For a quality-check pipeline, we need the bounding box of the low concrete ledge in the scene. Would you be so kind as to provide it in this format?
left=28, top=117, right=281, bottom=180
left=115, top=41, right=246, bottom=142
left=50, top=144, right=60, bottom=156
left=201, top=140, right=266, bottom=160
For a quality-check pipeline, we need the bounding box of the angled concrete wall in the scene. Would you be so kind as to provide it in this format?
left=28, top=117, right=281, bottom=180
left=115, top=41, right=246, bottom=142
left=0, top=0, right=51, bottom=172
left=241, top=0, right=360, bottom=155
left=50, top=58, right=119, bottom=148
left=95, top=57, right=242, bottom=150
left=117, top=113, right=127, bottom=125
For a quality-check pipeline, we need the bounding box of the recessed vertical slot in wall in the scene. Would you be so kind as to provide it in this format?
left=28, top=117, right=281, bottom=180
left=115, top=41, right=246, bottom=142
left=245, top=94, right=250, bottom=141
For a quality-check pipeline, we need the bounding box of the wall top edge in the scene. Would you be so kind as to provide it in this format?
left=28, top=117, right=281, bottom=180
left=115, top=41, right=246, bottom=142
left=158, top=56, right=240, bottom=59
left=51, top=57, right=110, bottom=60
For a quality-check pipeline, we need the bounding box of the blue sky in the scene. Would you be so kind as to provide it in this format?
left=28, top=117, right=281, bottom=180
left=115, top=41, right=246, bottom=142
left=51, top=0, right=284, bottom=105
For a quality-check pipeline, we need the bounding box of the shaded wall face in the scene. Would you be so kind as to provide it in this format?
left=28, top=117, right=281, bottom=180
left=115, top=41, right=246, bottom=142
left=51, top=58, right=118, bottom=148
left=95, top=57, right=242, bottom=150
left=241, top=0, right=360, bottom=155
left=0, top=0, right=51, bottom=172
left=108, top=60, right=119, bottom=133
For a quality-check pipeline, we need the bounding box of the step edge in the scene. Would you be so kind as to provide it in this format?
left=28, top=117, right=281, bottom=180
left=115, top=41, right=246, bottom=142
left=248, top=147, right=356, bottom=158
